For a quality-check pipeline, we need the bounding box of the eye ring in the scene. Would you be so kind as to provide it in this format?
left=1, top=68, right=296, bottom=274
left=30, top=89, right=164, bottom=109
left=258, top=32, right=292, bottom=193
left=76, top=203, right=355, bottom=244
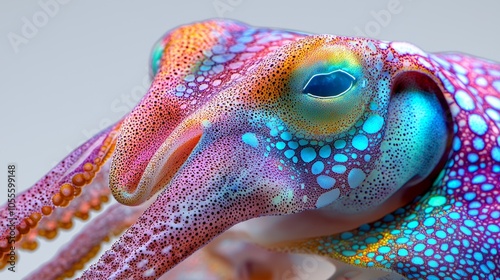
left=302, top=69, right=356, bottom=99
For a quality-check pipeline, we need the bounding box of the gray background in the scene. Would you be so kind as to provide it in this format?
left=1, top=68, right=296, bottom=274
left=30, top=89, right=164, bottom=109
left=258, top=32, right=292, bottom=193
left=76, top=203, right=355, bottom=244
left=1, top=0, right=499, bottom=279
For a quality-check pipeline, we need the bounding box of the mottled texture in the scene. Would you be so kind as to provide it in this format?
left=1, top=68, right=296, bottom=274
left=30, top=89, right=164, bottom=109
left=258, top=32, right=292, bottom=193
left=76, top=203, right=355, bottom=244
left=0, top=19, right=498, bottom=279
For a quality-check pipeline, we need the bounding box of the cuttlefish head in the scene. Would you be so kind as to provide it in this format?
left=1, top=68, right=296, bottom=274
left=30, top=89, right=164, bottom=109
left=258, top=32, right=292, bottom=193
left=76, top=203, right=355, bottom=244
left=97, top=20, right=450, bottom=277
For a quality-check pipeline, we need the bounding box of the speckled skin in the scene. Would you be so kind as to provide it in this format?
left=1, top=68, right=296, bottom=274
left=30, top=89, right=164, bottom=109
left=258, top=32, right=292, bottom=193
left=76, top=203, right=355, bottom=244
left=0, top=19, right=499, bottom=279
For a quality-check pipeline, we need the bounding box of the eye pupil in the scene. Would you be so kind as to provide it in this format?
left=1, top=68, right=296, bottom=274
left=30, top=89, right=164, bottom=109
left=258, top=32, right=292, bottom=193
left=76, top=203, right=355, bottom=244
left=302, top=70, right=355, bottom=98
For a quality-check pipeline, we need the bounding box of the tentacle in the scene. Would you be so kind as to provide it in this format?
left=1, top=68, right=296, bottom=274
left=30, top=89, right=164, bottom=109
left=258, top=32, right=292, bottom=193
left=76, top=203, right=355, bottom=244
left=0, top=120, right=122, bottom=267
left=25, top=202, right=147, bottom=280
left=17, top=161, right=112, bottom=252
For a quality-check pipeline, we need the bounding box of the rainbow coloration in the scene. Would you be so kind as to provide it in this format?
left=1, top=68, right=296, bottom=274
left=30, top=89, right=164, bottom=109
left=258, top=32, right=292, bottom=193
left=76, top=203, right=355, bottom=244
left=0, top=19, right=499, bottom=279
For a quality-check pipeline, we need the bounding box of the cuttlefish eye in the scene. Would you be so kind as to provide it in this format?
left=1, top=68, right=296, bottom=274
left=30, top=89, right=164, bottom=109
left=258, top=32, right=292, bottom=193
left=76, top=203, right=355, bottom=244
left=282, top=45, right=365, bottom=135
left=302, top=69, right=356, bottom=98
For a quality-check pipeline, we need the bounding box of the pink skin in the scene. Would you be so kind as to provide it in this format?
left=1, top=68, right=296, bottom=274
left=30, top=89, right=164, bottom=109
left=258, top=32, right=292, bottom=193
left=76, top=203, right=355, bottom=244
left=1, top=19, right=498, bottom=279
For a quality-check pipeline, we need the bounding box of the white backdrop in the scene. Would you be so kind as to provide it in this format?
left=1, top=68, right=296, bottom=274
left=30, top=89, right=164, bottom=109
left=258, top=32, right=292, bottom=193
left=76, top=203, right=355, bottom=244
left=1, top=0, right=499, bottom=279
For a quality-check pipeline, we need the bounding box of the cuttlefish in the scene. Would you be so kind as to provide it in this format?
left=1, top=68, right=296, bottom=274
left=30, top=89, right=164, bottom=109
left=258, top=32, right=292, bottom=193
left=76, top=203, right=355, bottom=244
left=1, top=19, right=499, bottom=279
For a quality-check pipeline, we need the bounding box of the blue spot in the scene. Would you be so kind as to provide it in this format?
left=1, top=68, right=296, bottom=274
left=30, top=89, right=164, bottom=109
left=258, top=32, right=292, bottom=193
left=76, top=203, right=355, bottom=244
left=467, top=153, right=479, bottom=163
left=407, top=221, right=419, bottom=229
left=473, top=137, right=485, bottom=150
left=276, top=142, right=286, bottom=150
left=334, top=139, right=346, bottom=149
left=311, top=161, right=325, bottom=175
left=280, top=131, right=292, bottom=141
left=288, top=141, right=299, bottom=149
left=464, top=219, right=476, bottom=227
left=211, top=44, right=226, bottom=54
left=411, top=256, right=424, bottom=265
left=316, top=175, right=336, bottom=189
left=472, top=174, right=486, bottom=184
left=449, top=212, right=461, bottom=219
left=424, top=217, right=436, bottom=227
left=464, top=192, right=476, bottom=201
left=447, top=179, right=461, bottom=189
left=300, top=147, right=317, bottom=163
left=378, top=246, right=390, bottom=254
left=452, top=136, right=461, bottom=151
left=347, top=168, right=366, bottom=188
left=492, top=147, right=500, bottom=162
left=319, top=145, right=332, bottom=158
left=284, top=150, right=295, bottom=158
left=436, top=230, right=447, bottom=239
left=341, top=232, right=353, bottom=239
left=342, top=250, right=356, bottom=257
left=460, top=226, right=472, bottom=235
left=229, top=43, right=246, bottom=53
left=364, top=154, right=371, bottom=162
left=269, top=128, right=279, bottom=137
left=492, top=81, right=500, bottom=94
left=396, top=237, right=408, bottom=244
left=469, top=114, right=488, bottom=135
left=334, top=154, right=348, bottom=162
left=455, top=90, right=475, bottom=111
left=429, top=260, right=439, bottom=268
left=473, top=252, right=483, bottom=261
left=469, top=201, right=482, bottom=208
left=487, top=260, right=496, bottom=271
left=242, top=133, right=259, bottom=148
left=398, top=248, right=408, bottom=257
left=491, top=211, right=500, bottom=219
left=363, top=114, right=384, bottom=134
left=365, top=237, right=378, bottom=244
left=487, top=224, right=499, bottom=233
left=212, top=53, right=236, bottom=63
left=444, top=254, right=455, bottom=263
left=352, top=134, right=369, bottom=151
left=330, top=165, right=346, bottom=175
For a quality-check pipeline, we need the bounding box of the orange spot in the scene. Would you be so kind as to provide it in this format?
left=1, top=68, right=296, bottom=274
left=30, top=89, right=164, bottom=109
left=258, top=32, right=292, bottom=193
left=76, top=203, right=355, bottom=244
left=41, top=206, right=53, bottom=215
left=72, top=173, right=86, bottom=187
left=75, top=211, right=89, bottom=221
left=52, top=193, right=64, bottom=206
left=45, top=229, right=57, bottom=240
left=83, top=171, right=93, bottom=181
left=38, top=229, right=47, bottom=237
left=30, top=212, right=42, bottom=223
left=0, top=240, right=9, bottom=252
left=21, top=240, right=38, bottom=251
left=73, top=187, right=82, bottom=197
left=90, top=203, right=101, bottom=211
left=60, top=199, right=70, bottom=207
left=58, top=220, right=73, bottom=230
left=24, top=217, right=36, bottom=228
left=60, top=183, right=75, bottom=198
left=83, top=162, right=94, bottom=171
left=100, top=195, right=109, bottom=203
left=17, top=220, right=29, bottom=234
